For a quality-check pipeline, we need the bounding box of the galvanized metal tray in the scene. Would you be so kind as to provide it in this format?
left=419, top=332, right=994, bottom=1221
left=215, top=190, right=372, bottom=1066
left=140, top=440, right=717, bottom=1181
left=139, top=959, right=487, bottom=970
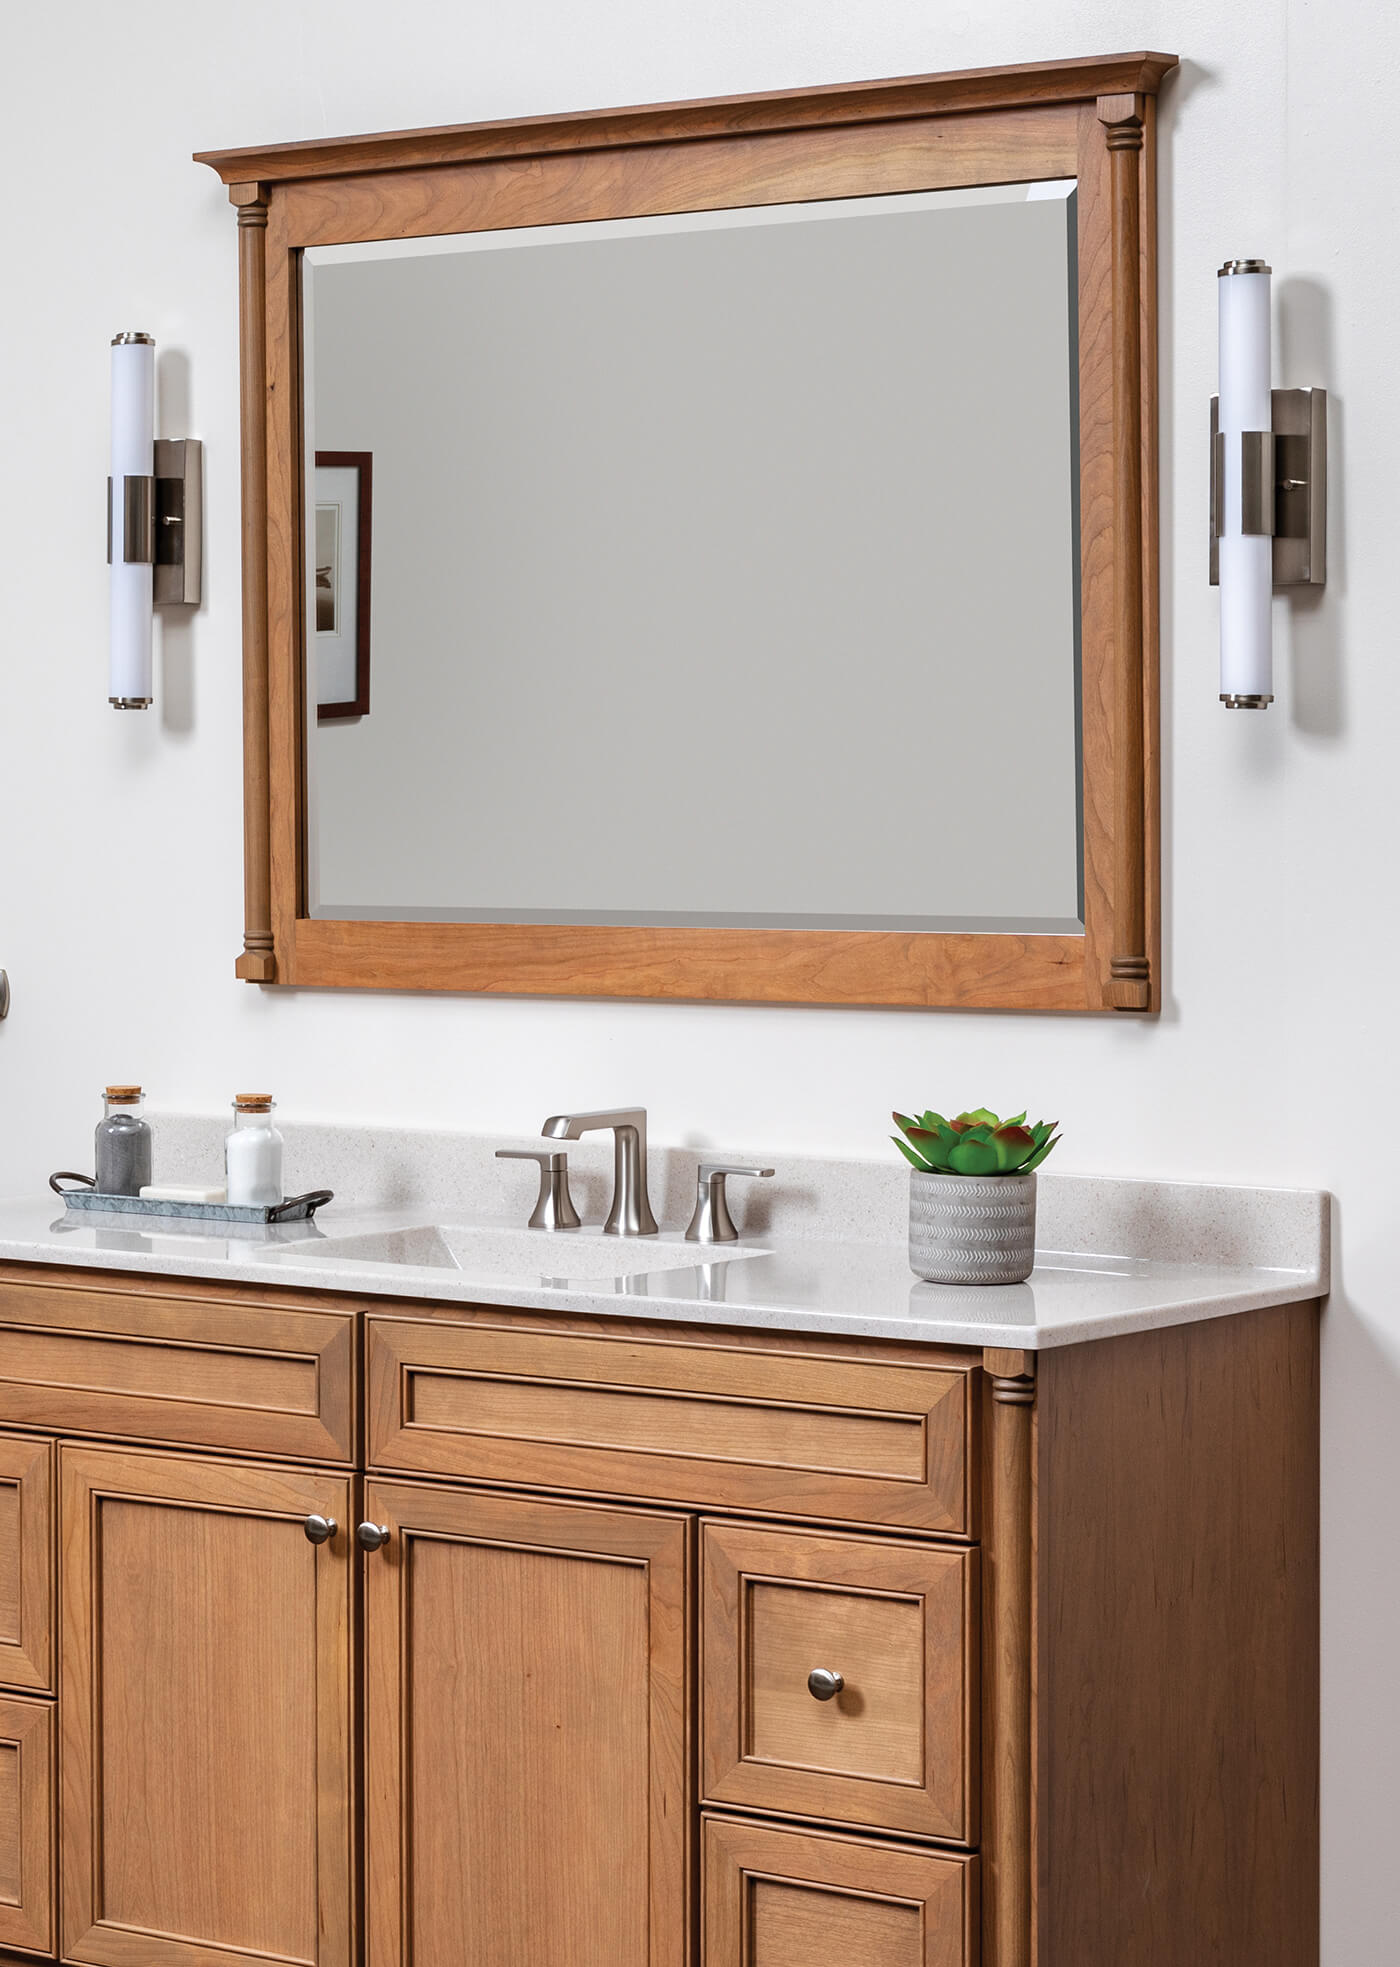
left=48, top=1174, right=333, bottom=1226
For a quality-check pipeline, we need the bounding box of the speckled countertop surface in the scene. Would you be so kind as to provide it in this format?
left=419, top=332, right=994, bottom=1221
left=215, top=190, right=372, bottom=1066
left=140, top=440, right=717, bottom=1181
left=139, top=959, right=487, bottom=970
left=0, top=1122, right=1329, bottom=1351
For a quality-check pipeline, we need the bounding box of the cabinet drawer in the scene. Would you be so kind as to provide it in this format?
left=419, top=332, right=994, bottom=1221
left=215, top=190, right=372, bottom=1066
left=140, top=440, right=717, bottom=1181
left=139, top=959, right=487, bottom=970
left=0, top=1694, right=54, bottom=1956
left=703, top=1815, right=975, bottom=1967
left=0, top=1269, right=355, bottom=1464
left=701, top=1521, right=977, bottom=1842
left=0, top=1436, right=52, bottom=1691
left=367, top=1316, right=972, bottom=1533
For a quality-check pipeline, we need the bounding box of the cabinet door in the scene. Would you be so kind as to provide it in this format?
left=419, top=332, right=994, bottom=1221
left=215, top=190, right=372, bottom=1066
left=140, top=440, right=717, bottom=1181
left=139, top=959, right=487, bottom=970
left=0, top=1693, right=54, bottom=1955
left=363, top=1480, right=690, bottom=1967
left=59, top=1445, right=353, bottom=1967
left=0, top=1435, right=52, bottom=1690
left=703, top=1816, right=975, bottom=1967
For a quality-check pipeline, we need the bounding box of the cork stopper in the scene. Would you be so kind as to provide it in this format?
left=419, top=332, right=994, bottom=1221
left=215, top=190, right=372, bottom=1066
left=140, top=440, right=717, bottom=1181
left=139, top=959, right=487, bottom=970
left=234, top=1094, right=274, bottom=1111
left=104, top=1085, right=142, bottom=1102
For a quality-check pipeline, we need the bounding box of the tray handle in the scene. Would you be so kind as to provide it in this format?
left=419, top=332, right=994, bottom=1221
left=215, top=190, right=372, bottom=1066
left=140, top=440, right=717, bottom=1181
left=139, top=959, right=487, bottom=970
left=49, top=1172, right=96, bottom=1196
left=268, top=1190, right=335, bottom=1223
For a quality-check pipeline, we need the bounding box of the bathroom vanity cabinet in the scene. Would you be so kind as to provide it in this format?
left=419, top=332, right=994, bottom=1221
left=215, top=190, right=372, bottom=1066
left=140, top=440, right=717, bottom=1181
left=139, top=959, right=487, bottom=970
left=0, top=1260, right=1318, bottom=1967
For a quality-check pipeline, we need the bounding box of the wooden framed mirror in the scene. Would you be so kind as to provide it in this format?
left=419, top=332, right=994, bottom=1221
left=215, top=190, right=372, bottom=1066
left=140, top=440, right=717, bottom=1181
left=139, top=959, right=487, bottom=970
left=198, top=49, right=1175, bottom=1012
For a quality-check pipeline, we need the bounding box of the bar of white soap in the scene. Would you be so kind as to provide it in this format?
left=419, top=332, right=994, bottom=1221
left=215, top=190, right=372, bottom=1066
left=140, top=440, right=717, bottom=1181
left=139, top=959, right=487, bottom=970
left=139, top=1184, right=227, bottom=1204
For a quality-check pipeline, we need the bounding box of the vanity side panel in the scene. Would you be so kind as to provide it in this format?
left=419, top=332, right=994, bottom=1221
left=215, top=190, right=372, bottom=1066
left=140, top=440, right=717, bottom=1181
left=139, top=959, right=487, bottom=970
left=1035, top=1302, right=1320, bottom=1967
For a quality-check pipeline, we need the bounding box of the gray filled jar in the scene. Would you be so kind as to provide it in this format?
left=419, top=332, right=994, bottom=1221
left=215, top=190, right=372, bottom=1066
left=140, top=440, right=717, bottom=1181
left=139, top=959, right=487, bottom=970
left=94, top=1086, right=152, bottom=1196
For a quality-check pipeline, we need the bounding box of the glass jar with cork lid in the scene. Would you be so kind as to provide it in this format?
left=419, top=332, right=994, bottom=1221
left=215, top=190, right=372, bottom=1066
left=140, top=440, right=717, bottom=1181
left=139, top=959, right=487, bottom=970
left=94, top=1086, right=153, bottom=1196
left=224, top=1095, right=283, bottom=1208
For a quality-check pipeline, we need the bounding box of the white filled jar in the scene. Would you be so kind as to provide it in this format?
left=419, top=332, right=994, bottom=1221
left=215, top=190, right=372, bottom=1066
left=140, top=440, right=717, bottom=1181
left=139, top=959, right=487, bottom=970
left=224, top=1095, right=284, bottom=1207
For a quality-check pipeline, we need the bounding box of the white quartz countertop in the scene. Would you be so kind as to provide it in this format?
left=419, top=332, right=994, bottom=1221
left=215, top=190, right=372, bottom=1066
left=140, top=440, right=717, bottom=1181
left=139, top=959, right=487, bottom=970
left=0, top=1154, right=1330, bottom=1351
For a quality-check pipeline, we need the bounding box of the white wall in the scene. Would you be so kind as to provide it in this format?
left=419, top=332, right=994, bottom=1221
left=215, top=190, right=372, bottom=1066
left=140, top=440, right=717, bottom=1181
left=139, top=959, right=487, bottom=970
left=0, top=4, right=1392, bottom=1954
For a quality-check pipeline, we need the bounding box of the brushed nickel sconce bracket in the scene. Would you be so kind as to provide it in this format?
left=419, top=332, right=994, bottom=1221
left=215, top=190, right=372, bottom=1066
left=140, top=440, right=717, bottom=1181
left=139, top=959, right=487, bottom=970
left=1210, top=387, right=1327, bottom=588
left=107, top=437, right=203, bottom=605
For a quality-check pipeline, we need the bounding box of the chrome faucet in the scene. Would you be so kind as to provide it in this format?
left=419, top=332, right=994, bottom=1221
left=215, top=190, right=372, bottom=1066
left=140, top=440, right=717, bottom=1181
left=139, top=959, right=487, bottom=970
left=540, top=1107, right=658, bottom=1236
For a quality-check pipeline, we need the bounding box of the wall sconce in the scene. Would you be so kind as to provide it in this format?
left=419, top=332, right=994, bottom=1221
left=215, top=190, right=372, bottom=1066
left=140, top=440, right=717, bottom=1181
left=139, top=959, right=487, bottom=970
left=107, top=332, right=202, bottom=709
left=1210, top=261, right=1326, bottom=708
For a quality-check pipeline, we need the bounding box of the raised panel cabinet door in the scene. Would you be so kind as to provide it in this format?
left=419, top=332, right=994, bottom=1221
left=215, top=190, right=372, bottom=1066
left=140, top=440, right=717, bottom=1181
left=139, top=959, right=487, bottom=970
left=363, top=1480, right=690, bottom=1967
left=0, top=1694, right=54, bottom=1954
left=0, top=1435, right=53, bottom=1690
left=59, top=1445, right=353, bottom=1967
left=702, top=1815, right=976, bottom=1967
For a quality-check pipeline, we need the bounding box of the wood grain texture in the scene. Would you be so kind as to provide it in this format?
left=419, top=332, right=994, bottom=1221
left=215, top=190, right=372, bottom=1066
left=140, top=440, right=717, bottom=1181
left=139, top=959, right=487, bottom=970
left=702, top=1815, right=976, bottom=1967
left=0, top=1696, right=53, bottom=1955
left=1096, top=93, right=1151, bottom=1010
left=203, top=56, right=1171, bottom=1013
left=362, top=1481, right=690, bottom=1967
left=700, top=1522, right=977, bottom=1842
left=366, top=1314, right=973, bottom=1533
left=279, top=111, right=1077, bottom=250
left=0, top=1436, right=51, bottom=1692
left=59, top=1445, right=353, bottom=1967
left=195, top=52, right=1177, bottom=182
left=981, top=1355, right=1034, bottom=1967
left=0, top=1266, right=355, bottom=1463
left=1035, top=1303, right=1320, bottom=1967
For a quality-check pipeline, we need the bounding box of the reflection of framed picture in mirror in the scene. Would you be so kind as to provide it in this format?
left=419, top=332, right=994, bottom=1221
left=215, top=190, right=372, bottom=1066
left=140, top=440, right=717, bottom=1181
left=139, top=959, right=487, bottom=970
left=314, top=451, right=372, bottom=719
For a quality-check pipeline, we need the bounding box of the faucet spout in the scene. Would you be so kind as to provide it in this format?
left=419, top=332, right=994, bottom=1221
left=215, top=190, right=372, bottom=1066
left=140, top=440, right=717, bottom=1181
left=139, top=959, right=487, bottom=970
left=540, top=1108, right=658, bottom=1236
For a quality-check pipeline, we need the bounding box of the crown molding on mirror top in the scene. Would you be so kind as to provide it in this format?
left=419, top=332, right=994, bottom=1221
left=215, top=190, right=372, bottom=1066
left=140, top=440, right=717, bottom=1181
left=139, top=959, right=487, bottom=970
left=197, top=51, right=1177, bottom=1013
left=195, top=52, right=1178, bottom=183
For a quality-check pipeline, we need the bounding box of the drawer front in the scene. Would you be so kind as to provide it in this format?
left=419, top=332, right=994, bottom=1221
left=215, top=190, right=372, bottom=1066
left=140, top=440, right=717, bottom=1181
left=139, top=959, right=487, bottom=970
left=0, top=1436, right=52, bottom=1691
left=0, top=1272, right=355, bottom=1464
left=367, top=1317, right=972, bottom=1533
left=701, top=1522, right=977, bottom=1842
left=0, top=1694, right=54, bottom=1956
left=703, top=1815, right=975, bottom=1967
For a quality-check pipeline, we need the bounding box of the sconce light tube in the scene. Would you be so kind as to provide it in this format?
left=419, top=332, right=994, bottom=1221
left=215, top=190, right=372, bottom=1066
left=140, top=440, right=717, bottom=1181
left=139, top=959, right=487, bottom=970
left=109, top=332, right=155, bottom=709
left=1217, top=262, right=1273, bottom=707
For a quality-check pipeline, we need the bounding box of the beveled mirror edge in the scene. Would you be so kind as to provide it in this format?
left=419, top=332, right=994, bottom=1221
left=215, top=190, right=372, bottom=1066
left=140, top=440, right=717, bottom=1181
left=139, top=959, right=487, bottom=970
left=201, top=51, right=1176, bottom=1014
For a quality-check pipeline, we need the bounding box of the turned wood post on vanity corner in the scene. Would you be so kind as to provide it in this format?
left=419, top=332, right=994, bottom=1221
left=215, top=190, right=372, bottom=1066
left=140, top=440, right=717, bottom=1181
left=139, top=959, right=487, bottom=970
left=229, top=179, right=277, bottom=984
left=982, top=1347, right=1036, bottom=1967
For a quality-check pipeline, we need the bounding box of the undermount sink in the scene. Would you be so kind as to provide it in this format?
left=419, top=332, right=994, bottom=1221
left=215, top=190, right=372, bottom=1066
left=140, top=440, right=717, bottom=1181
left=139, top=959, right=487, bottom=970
left=274, top=1222, right=767, bottom=1281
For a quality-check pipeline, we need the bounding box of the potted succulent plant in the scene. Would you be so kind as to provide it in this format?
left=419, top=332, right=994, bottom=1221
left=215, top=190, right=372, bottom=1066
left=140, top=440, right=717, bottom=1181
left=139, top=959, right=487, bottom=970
left=893, top=1107, right=1060, bottom=1285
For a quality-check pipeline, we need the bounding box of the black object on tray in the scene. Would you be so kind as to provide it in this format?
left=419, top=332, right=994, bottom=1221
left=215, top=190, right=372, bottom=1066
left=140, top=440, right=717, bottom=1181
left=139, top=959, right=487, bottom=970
left=49, top=1173, right=333, bottom=1226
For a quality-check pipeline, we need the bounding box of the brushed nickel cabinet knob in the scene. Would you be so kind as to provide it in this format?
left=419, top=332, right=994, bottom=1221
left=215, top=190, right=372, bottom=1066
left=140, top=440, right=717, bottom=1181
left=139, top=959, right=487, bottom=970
left=357, top=1522, right=391, bottom=1552
left=807, top=1668, right=844, bottom=1701
left=303, top=1515, right=337, bottom=1545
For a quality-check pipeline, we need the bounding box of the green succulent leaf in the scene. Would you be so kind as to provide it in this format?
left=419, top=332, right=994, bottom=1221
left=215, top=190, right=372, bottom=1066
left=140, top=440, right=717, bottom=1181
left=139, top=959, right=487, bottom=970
left=892, top=1112, right=922, bottom=1138
left=1002, top=1111, right=1027, bottom=1129
left=948, top=1136, right=1000, bottom=1175
left=921, top=1111, right=948, bottom=1131
left=955, top=1108, right=1001, bottom=1130
left=992, top=1123, right=1035, bottom=1171
left=1019, top=1133, right=1061, bottom=1173
left=893, top=1134, right=935, bottom=1172
left=907, top=1125, right=955, bottom=1169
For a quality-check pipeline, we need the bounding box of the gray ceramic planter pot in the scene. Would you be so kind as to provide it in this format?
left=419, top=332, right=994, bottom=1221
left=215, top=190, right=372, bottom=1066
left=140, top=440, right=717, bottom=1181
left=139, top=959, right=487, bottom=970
left=908, top=1169, right=1037, bottom=1284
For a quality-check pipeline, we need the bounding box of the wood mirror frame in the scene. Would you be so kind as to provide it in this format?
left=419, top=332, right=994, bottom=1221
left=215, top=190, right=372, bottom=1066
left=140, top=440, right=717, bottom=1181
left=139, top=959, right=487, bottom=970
left=198, top=49, right=1176, bottom=1012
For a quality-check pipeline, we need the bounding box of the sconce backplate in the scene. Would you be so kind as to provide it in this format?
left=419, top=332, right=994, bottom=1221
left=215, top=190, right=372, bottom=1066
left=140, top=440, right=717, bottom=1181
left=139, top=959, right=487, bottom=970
left=1209, top=388, right=1327, bottom=588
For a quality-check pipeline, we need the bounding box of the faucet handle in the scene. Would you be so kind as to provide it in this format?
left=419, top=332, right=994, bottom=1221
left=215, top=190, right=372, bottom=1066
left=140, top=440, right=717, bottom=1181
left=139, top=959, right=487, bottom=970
left=496, top=1149, right=582, bottom=1231
left=685, top=1163, right=774, bottom=1244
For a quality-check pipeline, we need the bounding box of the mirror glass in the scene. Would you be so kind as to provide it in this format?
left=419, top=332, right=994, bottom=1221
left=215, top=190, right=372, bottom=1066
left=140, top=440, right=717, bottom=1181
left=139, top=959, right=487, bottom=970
left=303, top=180, right=1082, bottom=932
